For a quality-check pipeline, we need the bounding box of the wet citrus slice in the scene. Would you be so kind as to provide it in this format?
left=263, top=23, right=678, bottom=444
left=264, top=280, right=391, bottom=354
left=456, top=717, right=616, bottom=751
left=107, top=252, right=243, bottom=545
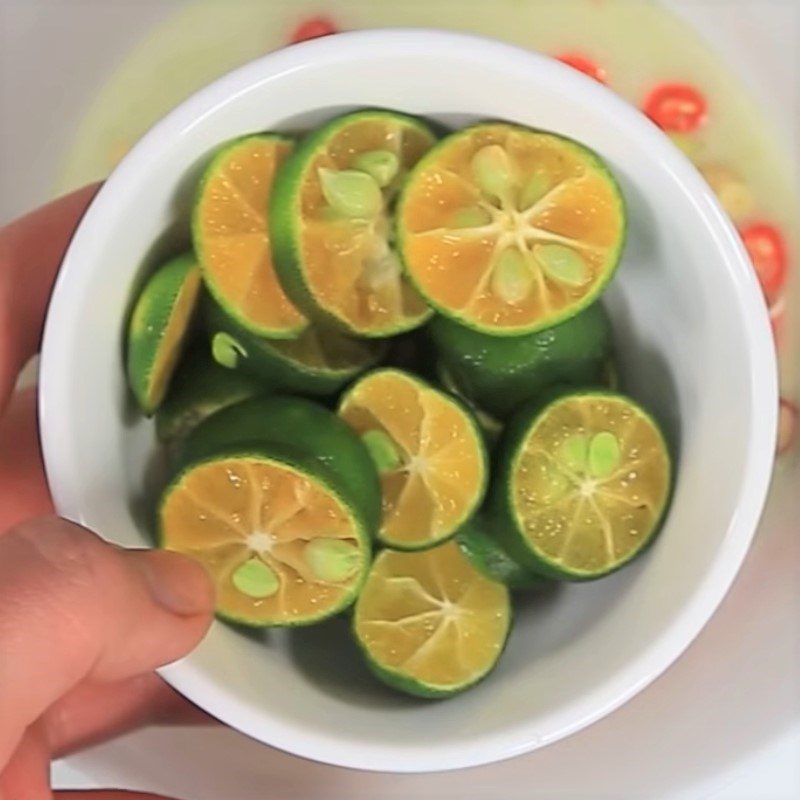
left=339, top=369, right=487, bottom=550
left=270, top=110, right=437, bottom=337
left=491, top=390, right=672, bottom=580
left=160, top=448, right=370, bottom=626
left=155, top=346, right=261, bottom=443
left=193, top=134, right=307, bottom=338
left=353, top=540, right=511, bottom=697
left=430, top=301, right=613, bottom=418
left=205, top=298, right=385, bottom=396
left=397, top=123, right=626, bottom=335
left=180, top=395, right=382, bottom=535
left=126, top=253, right=202, bottom=415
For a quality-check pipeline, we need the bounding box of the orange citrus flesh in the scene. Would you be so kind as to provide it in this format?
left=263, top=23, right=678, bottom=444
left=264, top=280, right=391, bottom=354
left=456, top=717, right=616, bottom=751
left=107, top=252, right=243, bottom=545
left=161, top=457, right=364, bottom=624
left=354, top=541, right=509, bottom=690
left=196, top=137, right=306, bottom=335
left=340, top=371, right=485, bottom=548
left=513, top=395, right=670, bottom=574
left=297, top=117, right=433, bottom=333
left=145, top=267, right=202, bottom=408
left=399, top=124, right=624, bottom=332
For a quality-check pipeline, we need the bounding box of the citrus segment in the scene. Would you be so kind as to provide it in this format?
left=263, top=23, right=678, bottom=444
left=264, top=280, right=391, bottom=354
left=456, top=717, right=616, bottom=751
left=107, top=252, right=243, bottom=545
left=126, top=254, right=202, bottom=414
left=398, top=123, right=625, bottom=334
left=160, top=453, right=369, bottom=626
left=339, top=370, right=487, bottom=550
left=493, top=391, right=671, bottom=580
left=270, top=110, right=438, bottom=337
left=354, top=541, right=511, bottom=697
left=180, top=395, right=382, bottom=535
left=193, top=135, right=307, bottom=338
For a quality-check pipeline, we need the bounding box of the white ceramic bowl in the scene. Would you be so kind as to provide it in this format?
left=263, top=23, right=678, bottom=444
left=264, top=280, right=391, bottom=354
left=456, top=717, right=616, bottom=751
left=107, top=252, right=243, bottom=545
left=40, top=30, right=777, bottom=773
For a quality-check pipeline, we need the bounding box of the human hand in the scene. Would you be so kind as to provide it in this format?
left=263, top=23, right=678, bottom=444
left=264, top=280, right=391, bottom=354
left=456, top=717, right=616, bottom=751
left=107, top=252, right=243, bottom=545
left=0, top=189, right=215, bottom=800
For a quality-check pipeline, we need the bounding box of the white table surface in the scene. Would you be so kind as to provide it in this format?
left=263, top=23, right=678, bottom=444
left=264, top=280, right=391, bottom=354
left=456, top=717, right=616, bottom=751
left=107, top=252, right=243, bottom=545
left=1, top=1, right=798, bottom=797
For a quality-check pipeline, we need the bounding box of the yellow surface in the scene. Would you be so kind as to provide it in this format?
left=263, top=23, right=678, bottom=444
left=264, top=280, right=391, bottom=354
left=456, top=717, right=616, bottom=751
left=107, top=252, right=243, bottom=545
left=196, top=137, right=306, bottom=334
left=355, top=541, right=508, bottom=688
left=297, top=117, right=432, bottom=333
left=340, top=371, right=484, bottom=547
left=146, top=266, right=201, bottom=408
left=513, top=395, right=670, bottom=574
left=400, top=125, right=624, bottom=330
left=161, top=457, right=363, bottom=624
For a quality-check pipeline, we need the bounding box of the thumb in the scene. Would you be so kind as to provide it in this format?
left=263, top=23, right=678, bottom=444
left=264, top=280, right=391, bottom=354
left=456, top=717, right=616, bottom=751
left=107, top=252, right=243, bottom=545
left=0, top=517, right=214, bottom=767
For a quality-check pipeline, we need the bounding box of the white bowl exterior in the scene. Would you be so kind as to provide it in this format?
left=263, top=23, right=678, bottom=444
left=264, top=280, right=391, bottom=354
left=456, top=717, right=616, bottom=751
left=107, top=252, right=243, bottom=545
left=39, top=30, right=776, bottom=773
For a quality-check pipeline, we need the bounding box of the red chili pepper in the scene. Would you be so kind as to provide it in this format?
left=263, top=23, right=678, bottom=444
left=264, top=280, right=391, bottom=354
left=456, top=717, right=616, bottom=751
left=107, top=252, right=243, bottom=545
left=740, top=223, right=788, bottom=305
left=289, top=16, right=339, bottom=44
left=556, top=53, right=608, bottom=85
left=643, top=83, right=708, bottom=133
left=777, top=398, right=798, bottom=455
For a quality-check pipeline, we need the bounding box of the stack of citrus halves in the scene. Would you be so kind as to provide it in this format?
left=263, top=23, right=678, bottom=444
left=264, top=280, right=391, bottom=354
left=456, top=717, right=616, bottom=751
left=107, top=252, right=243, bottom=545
left=125, top=110, right=673, bottom=699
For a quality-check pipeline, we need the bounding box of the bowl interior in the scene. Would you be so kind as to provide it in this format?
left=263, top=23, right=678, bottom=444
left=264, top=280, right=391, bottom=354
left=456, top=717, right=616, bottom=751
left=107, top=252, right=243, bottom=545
left=40, top=31, right=775, bottom=772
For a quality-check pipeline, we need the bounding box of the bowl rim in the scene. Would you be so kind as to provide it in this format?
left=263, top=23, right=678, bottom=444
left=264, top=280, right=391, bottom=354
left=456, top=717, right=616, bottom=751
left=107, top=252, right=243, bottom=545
left=39, top=28, right=778, bottom=773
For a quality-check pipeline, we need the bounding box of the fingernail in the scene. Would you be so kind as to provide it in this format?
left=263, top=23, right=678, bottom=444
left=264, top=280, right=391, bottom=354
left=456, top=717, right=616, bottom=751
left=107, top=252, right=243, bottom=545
left=129, top=549, right=215, bottom=616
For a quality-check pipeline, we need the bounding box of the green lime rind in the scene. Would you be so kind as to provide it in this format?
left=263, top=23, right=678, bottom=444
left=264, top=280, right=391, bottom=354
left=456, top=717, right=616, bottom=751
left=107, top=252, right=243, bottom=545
left=435, top=362, right=504, bottom=448
left=396, top=123, right=627, bottom=337
left=203, top=297, right=385, bottom=397
left=126, top=253, right=201, bottom=415
left=338, top=367, right=489, bottom=550
left=155, top=346, right=263, bottom=443
left=159, top=443, right=371, bottom=627
left=270, top=109, right=438, bottom=338
left=180, top=395, right=382, bottom=535
left=355, top=632, right=511, bottom=699
left=456, top=516, right=551, bottom=591
left=430, top=302, right=614, bottom=419
left=353, top=548, right=512, bottom=698
left=191, top=133, right=307, bottom=340
left=383, top=327, right=438, bottom=379
left=489, top=388, right=673, bottom=581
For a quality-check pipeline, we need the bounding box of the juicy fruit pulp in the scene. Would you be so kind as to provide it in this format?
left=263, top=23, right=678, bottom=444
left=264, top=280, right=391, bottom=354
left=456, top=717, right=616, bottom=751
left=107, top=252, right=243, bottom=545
left=125, top=110, right=674, bottom=699
left=180, top=395, right=382, bottom=535
left=270, top=111, right=437, bottom=337
left=160, top=455, right=367, bottom=625
left=193, top=135, right=306, bottom=337
left=339, top=370, right=486, bottom=550
left=126, top=254, right=202, bottom=414
left=354, top=540, right=510, bottom=697
left=498, top=391, right=671, bottom=579
left=398, top=124, right=625, bottom=334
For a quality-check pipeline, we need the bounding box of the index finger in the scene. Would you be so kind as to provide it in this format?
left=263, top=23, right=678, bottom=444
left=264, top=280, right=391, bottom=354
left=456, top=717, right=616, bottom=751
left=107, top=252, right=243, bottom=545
left=0, top=184, right=100, bottom=412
